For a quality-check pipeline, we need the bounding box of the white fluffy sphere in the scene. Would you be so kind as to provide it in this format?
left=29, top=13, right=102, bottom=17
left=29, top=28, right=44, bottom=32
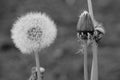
left=11, top=12, right=57, bottom=54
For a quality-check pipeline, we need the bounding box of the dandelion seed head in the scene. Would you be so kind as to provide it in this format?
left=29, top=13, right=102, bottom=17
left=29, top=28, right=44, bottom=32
left=11, top=12, right=57, bottom=54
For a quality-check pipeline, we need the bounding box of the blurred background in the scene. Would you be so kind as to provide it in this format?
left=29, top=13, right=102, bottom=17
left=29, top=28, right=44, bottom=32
left=0, top=0, right=120, bottom=80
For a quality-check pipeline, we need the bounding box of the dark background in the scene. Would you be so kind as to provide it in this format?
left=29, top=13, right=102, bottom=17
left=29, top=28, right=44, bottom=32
left=0, top=0, right=120, bottom=80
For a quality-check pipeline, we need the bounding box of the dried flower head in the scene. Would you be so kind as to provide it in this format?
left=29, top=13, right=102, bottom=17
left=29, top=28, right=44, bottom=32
left=77, top=11, right=94, bottom=40
left=77, top=11, right=94, bottom=54
left=11, top=12, right=57, bottom=53
left=77, top=11, right=94, bottom=32
left=94, top=23, right=105, bottom=42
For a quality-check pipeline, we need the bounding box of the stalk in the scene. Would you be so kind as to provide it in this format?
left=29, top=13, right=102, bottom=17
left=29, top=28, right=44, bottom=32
left=34, top=51, right=42, bottom=80
left=87, top=0, right=97, bottom=26
left=83, top=41, right=88, bottom=80
left=91, top=41, right=98, bottom=80
left=87, top=0, right=98, bottom=80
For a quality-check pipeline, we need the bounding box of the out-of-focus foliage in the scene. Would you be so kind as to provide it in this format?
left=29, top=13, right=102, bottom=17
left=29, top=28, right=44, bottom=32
left=0, top=0, right=120, bottom=80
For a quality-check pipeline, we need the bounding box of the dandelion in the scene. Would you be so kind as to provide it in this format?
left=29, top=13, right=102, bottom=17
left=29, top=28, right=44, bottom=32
left=77, top=11, right=94, bottom=80
left=11, top=12, right=57, bottom=54
left=77, top=3, right=105, bottom=80
left=11, top=12, right=57, bottom=80
left=77, top=11, right=94, bottom=41
left=94, top=24, right=105, bottom=43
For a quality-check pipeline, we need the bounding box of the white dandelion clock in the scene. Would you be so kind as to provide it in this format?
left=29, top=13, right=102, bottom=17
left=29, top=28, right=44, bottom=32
left=11, top=12, right=57, bottom=80
left=11, top=12, right=57, bottom=54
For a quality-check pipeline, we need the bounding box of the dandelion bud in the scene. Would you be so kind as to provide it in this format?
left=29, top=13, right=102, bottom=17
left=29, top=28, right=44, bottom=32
left=94, top=24, right=105, bottom=42
left=29, top=67, right=45, bottom=80
left=11, top=12, right=57, bottom=54
left=95, top=24, right=105, bottom=34
left=31, top=67, right=45, bottom=74
left=77, top=11, right=94, bottom=40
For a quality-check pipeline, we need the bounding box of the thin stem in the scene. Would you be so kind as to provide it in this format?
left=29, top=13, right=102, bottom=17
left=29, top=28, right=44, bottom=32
left=34, top=51, right=42, bottom=80
left=87, top=0, right=94, bottom=21
left=83, top=41, right=88, bottom=80
left=91, top=41, right=98, bottom=80
left=87, top=0, right=97, bottom=26
left=87, top=0, right=98, bottom=79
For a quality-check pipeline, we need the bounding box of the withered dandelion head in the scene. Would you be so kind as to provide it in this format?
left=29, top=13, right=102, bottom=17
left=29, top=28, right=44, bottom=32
left=11, top=12, right=57, bottom=54
left=77, top=10, right=94, bottom=32
left=77, top=11, right=94, bottom=40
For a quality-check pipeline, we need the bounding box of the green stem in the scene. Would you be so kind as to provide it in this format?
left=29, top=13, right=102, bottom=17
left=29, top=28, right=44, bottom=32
left=83, top=41, right=88, bottom=80
left=91, top=41, right=98, bottom=80
left=35, top=51, right=42, bottom=80
left=87, top=0, right=97, bottom=26
left=87, top=1, right=99, bottom=79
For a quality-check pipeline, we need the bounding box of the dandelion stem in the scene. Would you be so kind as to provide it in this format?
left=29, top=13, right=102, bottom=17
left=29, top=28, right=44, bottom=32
left=87, top=0, right=98, bottom=80
left=34, top=51, right=42, bottom=80
left=83, top=41, right=88, bottom=80
left=91, top=41, right=98, bottom=80
left=87, top=0, right=97, bottom=26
